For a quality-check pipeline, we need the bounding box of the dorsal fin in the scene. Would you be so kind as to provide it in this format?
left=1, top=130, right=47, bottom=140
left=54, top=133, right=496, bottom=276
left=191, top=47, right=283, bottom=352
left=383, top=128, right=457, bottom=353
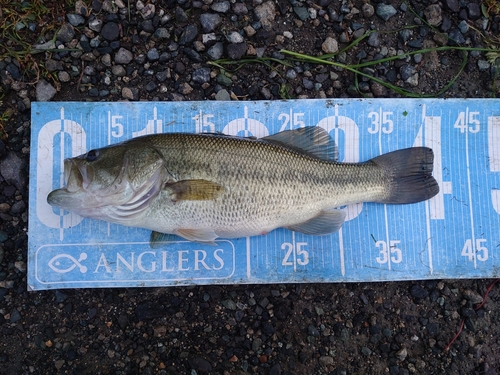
left=261, top=126, right=338, bottom=161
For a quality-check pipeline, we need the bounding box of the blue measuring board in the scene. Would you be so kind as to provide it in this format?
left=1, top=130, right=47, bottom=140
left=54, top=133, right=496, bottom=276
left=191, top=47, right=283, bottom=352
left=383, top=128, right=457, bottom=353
left=28, top=99, right=500, bottom=290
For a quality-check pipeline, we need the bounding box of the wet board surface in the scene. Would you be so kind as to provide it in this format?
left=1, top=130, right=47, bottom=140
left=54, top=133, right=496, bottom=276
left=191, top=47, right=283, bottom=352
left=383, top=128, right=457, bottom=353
left=28, top=99, right=500, bottom=290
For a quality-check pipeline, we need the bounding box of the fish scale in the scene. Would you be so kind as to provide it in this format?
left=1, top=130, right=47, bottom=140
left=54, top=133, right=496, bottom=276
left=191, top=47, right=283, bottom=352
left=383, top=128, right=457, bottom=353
left=151, top=133, right=371, bottom=233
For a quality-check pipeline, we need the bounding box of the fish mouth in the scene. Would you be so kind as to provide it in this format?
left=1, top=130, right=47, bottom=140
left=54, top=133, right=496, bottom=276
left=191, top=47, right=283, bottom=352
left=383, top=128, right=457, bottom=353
left=47, top=159, right=94, bottom=209
left=63, top=159, right=94, bottom=193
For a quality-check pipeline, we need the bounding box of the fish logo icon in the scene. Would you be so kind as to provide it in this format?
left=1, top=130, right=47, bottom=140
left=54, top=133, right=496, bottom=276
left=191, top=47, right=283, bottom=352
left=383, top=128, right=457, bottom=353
left=48, top=253, right=88, bottom=274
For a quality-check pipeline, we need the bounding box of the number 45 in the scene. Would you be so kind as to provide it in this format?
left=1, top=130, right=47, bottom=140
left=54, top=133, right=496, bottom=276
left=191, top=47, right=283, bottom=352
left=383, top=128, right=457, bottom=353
left=461, top=239, right=488, bottom=261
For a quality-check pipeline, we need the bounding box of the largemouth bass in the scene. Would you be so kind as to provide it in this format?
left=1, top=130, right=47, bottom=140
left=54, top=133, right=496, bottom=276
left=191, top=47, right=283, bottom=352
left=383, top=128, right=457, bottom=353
left=47, top=127, right=439, bottom=244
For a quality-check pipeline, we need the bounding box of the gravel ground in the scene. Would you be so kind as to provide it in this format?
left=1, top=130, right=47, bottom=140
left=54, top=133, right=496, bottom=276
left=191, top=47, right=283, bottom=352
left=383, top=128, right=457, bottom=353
left=1, top=0, right=500, bottom=374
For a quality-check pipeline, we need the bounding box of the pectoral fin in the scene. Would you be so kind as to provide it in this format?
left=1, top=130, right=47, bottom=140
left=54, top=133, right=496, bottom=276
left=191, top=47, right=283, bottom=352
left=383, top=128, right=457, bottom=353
left=175, top=228, right=218, bottom=244
left=165, top=179, right=225, bottom=201
left=286, top=208, right=346, bottom=235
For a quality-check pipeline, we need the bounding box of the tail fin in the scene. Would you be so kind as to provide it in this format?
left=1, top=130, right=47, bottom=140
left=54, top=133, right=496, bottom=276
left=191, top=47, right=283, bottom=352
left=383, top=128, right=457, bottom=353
left=372, top=147, right=439, bottom=204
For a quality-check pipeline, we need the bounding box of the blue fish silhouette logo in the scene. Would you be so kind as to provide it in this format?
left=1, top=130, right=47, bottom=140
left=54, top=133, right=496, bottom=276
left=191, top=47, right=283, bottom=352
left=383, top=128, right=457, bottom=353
left=48, top=253, right=88, bottom=273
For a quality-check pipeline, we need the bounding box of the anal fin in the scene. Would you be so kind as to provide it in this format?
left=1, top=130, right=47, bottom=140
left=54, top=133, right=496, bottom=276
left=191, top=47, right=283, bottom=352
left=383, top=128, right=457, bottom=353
left=286, top=208, right=346, bottom=235
left=175, top=228, right=218, bottom=244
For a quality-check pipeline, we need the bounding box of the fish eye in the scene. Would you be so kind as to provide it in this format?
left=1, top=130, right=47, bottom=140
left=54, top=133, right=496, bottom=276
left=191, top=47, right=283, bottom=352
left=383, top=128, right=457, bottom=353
left=86, top=149, right=99, bottom=162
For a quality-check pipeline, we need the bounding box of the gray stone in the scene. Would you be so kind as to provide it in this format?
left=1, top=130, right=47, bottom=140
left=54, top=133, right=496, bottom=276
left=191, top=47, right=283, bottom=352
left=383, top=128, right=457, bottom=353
left=463, top=289, right=485, bottom=304
left=140, top=3, right=155, bottom=19
left=178, top=82, right=193, bottom=95
left=147, top=48, right=160, bottom=61
left=406, top=73, right=419, bottom=87
left=367, top=31, right=380, bottom=47
left=88, top=87, right=98, bottom=96
left=215, top=89, right=231, bottom=101
left=227, top=43, right=247, bottom=60
left=122, top=87, right=139, bottom=100
left=81, top=52, right=97, bottom=61
left=400, top=64, right=417, bottom=80
left=233, top=3, right=248, bottom=15
left=179, top=25, right=198, bottom=45
left=10, top=309, right=21, bottom=323
left=183, top=48, right=202, bottom=62
left=424, top=4, right=442, bottom=26
left=315, top=73, right=328, bottom=83
left=35, top=79, right=57, bottom=102
left=321, top=37, right=338, bottom=54
left=89, top=36, right=101, bottom=48
left=445, top=0, right=460, bottom=12
left=478, top=60, right=490, bottom=71
left=200, top=13, right=222, bottom=33
left=102, top=0, right=118, bottom=13
left=67, top=14, right=85, bottom=26
left=293, top=6, right=309, bottom=21
left=0, top=152, right=25, bottom=190
left=156, top=70, right=171, bottom=82
left=56, top=23, right=75, bottom=43
left=227, top=31, right=244, bottom=44
left=145, top=81, right=157, bottom=92
left=141, top=19, right=154, bottom=33
left=353, top=28, right=366, bottom=39
left=114, top=48, right=133, bottom=64
left=244, top=25, right=256, bottom=37
left=361, top=347, right=372, bottom=355
left=83, top=65, right=96, bottom=75
left=101, top=54, right=112, bottom=66
left=154, top=28, right=170, bottom=39
left=376, top=4, right=397, bottom=21
left=45, top=59, right=63, bottom=72
left=188, top=357, right=212, bottom=373
left=286, top=69, right=297, bottom=79
left=319, top=355, right=334, bottom=366
left=207, top=42, right=224, bottom=60
left=33, top=40, right=56, bottom=50
left=458, top=20, right=469, bottom=33
left=134, top=54, right=147, bottom=65
left=252, top=337, right=263, bottom=351
left=260, top=87, right=272, bottom=100
left=175, top=6, right=188, bottom=23
left=448, top=29, right=465, bottom=45
left=467, top=3, right=481, bottom=20
left=362, top=3, right=374, bottom=18
left=202, top=33, right=217, bottom=44
left=302, top=78, right=314, bottom=90
left=211, top=1, right=230, bottom=13
left=74, top=0, right=88, bottom=14
left=408, top=37, right=423, bottom=47
left=58, top=71, right=71, bottom=82
left=399, top=29, right=412, bottom=43
left=111, top=65, right=126, bottom=76
left=101, top=22, right=120, bottom=41
left=255, top=1, right=277, bottom=27
left=192, top=67, right=211, bottom=84
left=11, top=200, right=25, bottom=215
left=308, top=324, right=320, bottom=337
left=339, top=33, right=349, bottom=43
